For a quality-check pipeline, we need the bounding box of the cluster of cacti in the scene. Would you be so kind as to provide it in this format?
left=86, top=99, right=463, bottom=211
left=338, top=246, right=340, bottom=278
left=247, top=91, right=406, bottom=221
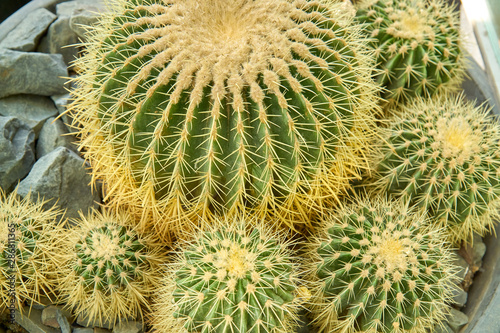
left=355, top=0, right=466, bottom=105
left=152, top=219, right=305, bottom=333
left=0, top=189, right=65, bottom=312
left=58, top=209, right=165, bottom=326
left=373, top=94, right=500, bottom=244
left=307, top=196, right=456, bottom=333
left=67, top=0, right=380, bottom=240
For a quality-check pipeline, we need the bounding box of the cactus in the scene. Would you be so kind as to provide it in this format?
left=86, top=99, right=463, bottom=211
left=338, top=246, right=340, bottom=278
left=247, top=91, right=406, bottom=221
left=0, top=188, right=66, bottom=313
left=58, top=209, right=165, bottom=326
left=307, top=196, right=456, bottom=333
left=67, top=0, right=380, bottom=240
left=151, top=218, right=305, bottom=333
left=355, top=0, right=466, bottom=105
left=374, top=94, right=500, bottom=244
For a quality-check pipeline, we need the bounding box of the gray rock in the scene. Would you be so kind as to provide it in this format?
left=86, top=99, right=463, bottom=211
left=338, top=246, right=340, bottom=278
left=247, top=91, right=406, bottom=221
left=0, top=8, right=56, bottom=52
left=73, top=329, right=93, bottom=333
left=94, top=328, right=112, bottom=333
left=17, top=147, right=101, bottom=219
left=44, top=16, right=79, bottom=67
left=56, top=309, right=72, bottom=333
left=450, top=284, right=468, bottom=308
left=51, top=93, right=79, bottom=133
left=76, top=312, right=113, bottom=329
left=471, top=234, right=487, bottom=268
left=69, top=5, right=103, bottom=40
left=15, top=307, right=59, bottom=333
left=41, top=306, right=60, bottom=328
left=37, top=117, right=77, bottom=158
left=434, top=323, right=454, bottom=333
left=447, top=308, right=469, bottom=332
left=0, top=49, right=67, bottom=98
left=113, top=321, right=143, bottom=333
left=0, top=116, right=35, bottom=191
left=451, top=251, right=469, bottom=283
left=56, top=0, right=105, bottom=17
left=0, top=95, right=58, bottom=137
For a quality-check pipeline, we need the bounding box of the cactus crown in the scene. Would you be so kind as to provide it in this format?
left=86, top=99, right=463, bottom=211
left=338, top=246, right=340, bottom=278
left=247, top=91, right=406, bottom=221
left=68, top=0, right=379, bottom=239
left=356, top=0, right=465, bottom=104
left=153, top=219, right=303, bottom=333
left=308, top=196, right=456, bottom=333
left=61, top=209, right=164, bottom=325
left=0, top=189, right=65, bottom=311
left=375, top=95, right=500, bottom=243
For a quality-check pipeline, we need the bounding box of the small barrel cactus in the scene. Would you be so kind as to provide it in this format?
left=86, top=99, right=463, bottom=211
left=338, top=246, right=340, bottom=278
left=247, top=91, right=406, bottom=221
left=355, top=0, right=465, bottom=105
left=0, top=189, right=66, bottom=313
left=68, top=0, right=380, bottom=240
left=374, top=94, right=500, bottom=244
left=307, top=196, right=456, bottom=333
left=59, top=209, right=166, bottom=326
left=152, top=218, right=305, bottom=333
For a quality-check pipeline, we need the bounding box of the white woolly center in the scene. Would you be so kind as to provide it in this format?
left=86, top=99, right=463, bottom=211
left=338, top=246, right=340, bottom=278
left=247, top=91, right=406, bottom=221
left=435, top=116, right=481, bottom=159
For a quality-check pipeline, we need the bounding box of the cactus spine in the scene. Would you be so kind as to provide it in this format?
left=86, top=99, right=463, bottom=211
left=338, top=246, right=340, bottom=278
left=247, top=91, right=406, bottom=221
left=152, top=218, right=304, bottom=333
left=68, top=0, right=379, bottom=240
left=59, top=209, right=165, bottom=325
left=307, top=196, right=456, bottom=333
left=355, top=0, right=465, bottom=105
left=374, top=95, right=500, bottom=244
left=0, top=189, right=65, bottom=312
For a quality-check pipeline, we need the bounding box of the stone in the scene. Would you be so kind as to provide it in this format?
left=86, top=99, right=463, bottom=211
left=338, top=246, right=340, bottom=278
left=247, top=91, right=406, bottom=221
left=41, top=306, right=60, bottom=328
left=73, top=329, right=93, bottom=333
left=434, top=323, right=454, bottom=333
left=0, top=95, right=59, bottom=137
left=447, top=308, right=469, bottom=331
left=15, top=307, right=59, bottom=333
left=471, top=234, right=487, bottom=268
left=0, top=49, right=67, bottom=99
left=94, top=328, right=112, bottom=333
left=113, top=321, right=143, bottom=333
left=44, top=16, right=79, bottom=67
left=450, top=284, right=468, bottom=308
left=0, top=116, right=35, bottom=191
left=76, top=312, right=113, bottom=330
left=36, top=117, right=77, bottom=159
left=17, top=147, right=101, bottom=219
left=51, top=93, right=79, bottom=133
left=56, top=0, right=105, bottom=17
left=56, top=309, right=72, bottom=333
left=0, top=8, right=56, bottom=52
left=451, top=251, right=469, bottom=283
left=70, top=9, right=101, bottom=40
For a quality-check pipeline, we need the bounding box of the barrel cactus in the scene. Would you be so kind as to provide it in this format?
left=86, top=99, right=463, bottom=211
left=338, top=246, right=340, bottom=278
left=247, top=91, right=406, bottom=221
left=307, top=196, right=456, bottom=333
left=0, top=189, right=65, bottom=313
left=374, top=94, right=500, bottom=244
left=59, top=209, right=165, bottom=326
left=67, top=0, right=380, bottom=240
left=355, top=0, right=466, bottom=105
left=152, top=218, right=305, bottom=333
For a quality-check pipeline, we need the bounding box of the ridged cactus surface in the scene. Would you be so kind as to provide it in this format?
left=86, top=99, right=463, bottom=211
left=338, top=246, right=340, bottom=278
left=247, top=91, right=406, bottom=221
left=68, top=0, right=379, bottom=239
left=59, top=210, right=165, bottom=325
left=356, top=0, right=465, bottom=105
left=307, top=196, right=456, bottom=333
left=374, top=95, right=500, bottom=244
left=152, top=219, right=304, bottom=333
left=0, top=189, right=65, bottom=312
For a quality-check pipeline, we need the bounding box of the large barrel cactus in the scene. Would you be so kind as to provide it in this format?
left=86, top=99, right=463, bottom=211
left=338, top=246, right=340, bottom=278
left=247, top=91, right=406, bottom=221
left=307, top=196, right=457, bottom=333
left=68, top=0, right=379, bottom=240
left=355, top=0, right=465, bottom=105
left=373, top=95, right=500, bottom=244
left=0, top=189, right=66, bottom=313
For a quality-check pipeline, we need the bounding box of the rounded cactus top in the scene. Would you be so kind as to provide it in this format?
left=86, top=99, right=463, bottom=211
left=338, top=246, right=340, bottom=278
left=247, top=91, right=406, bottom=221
left=375, top=95, right=500, bottom=244
left=356, top=0, right=465, bottom=104
left=69, top=0, right=379, bottom=240
left=308, top=196, right=456, bottom=333
left=152, top=218, right=304, bottom=333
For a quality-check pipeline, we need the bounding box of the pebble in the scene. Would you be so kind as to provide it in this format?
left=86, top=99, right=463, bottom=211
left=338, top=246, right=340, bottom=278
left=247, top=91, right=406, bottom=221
left=112, top=321, right=143, bottom=333
left=451, top=250, right=469, bottom=283
left=56, top=309, right=72, bottom=333
left=15, top=307, right=59, bottom=333
left=0, top=8, right=56, bottom=52
left=447, top=308, right=469, bottom=331
left=472, top=234, right=487, bottom=268
left=36, top=117, right=77, bottom=158
left=0, top=49, right=67, bottom=98
left=0, top=95, right=58, bottom=137
left=43, top=16, right=79, bottom=66
left=73, top=328, right=93, bottom=333
left=0, top=116, right=35, bottom=191
left=450, top=284, right=468, bottom=308
left=434, top=322, right=454, bottom=333
left=17, top=146, right=101, bottom=219
left=76, top=313, right=113, bottom=330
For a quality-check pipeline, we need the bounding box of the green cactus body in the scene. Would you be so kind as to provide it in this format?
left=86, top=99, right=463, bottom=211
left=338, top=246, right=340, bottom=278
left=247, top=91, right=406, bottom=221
left=153, top=220, right=303, bottom=333
left=375, top=95, right=500, bottom=244
left=356, top=0, right=465, bottom=105
left=68, top=0, right=379, bottom=239
left=60, top=210, right=164, bottom=325
left=308, top=197, right=456, bottom=333
left=0, top=189, right=65, bottom=312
